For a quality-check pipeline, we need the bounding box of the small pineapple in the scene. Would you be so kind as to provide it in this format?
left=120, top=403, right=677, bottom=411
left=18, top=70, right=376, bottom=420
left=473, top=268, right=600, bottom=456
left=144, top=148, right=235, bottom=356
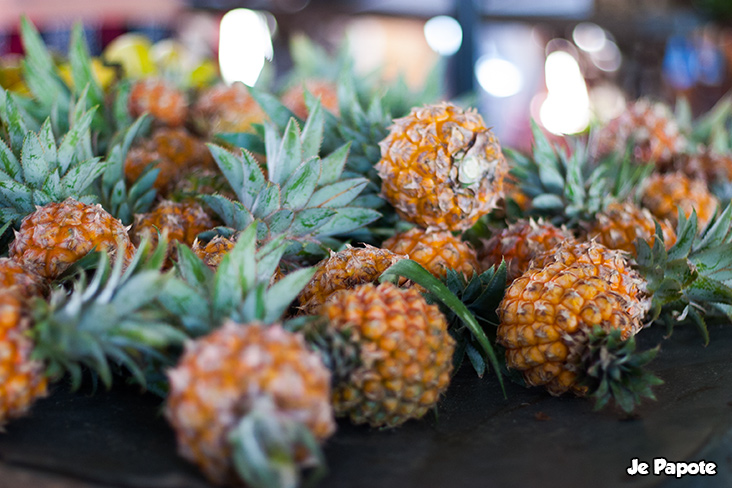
left=166, top=322, right=335, bottom=486
left=298, top=245, right=406, bottom=315
left=128, top=77, right=187, bottom=127
left=281, top=79, right=340, bottom=119
left=0, top=291, right=47, bottom=426
left=641, top=172, right=718, bottom=229
left=132, top=199, right=214, bottom=249
left=587, top=202, right=676, bottom=254
left=376, top=102, right=508, bottom=231
left=191, top=235, right=236, bottom=270
left=192, top=82, right=266, bottom=134
left=9, top=199, right=135, bottom=280
left=479, top=219, right=573, bottom=282
left=383, top=227, right=479, bottom=280
left=591, top=99, right=686, bottom=166
left=0, top=258, right=47, bottom=298
left=322, top=282, right=455, bottom=427
left=498, top=207, right=732, bottom=411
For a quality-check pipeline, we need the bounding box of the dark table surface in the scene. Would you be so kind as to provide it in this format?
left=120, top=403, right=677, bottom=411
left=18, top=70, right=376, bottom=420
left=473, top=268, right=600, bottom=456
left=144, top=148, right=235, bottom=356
left=0, top=322, right=730, bottom=488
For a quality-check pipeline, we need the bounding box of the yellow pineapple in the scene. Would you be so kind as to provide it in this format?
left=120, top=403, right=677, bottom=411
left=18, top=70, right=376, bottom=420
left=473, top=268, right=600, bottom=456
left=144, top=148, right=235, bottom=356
left=191, top=235, right=236, bottom=270
left=298, top=245, right=406, bottom=315
left=165, top=322, right=335, bottom=486
left=0, top=258, right=47, bottom=298
left=322, top=282, right=455, bottom=427
left=376, top=102, right=508, bottom=231
left=9, top=199, right=135, bottom=280
left=592, top=99, right=686, bottom=166
left=384, top=227, right=479, bottom=280
left=0, top=291, right=48, bottom=427
left=479, top=219, right=573, bottom=281
left=641, top=172, right=718, bottom=229
left=132, top=200, right=213, bottom=249
left=192, top=82, right=267, bottom=134
left=587, top=201, right=676, bottom=255
left=128, top=77, right=187, bottom=127
left=281, top=79, right=340, bottom=119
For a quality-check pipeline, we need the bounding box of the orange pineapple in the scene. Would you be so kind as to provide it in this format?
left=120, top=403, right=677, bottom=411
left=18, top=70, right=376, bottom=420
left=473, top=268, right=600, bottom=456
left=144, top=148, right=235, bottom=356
left=0, top=258, right=47, bottom=298
left=132, top=199, right=213, bottom=248
left=281, top=79, right=340, bottom=119
left=192, top=82, right=267, bottom=134
left=191, top=235, right=236, bottom=270
left=641, top=172, right=718, bottom=228
left=384, top=227, right=479, bottom=280
left=298, top=245, right=406, bottom=315
left=165, top=322, right=335, bottom=485
left=128, top=78, right=187, bottom=127
left=376, top=102, right=508, bottom=231
left=587, top=201, right=676, bottom=254
left=479, top=219, right=573, bottom=281
left=322, top=282, right=455, bottom=427
left=9, top=199, right=135, bottom=280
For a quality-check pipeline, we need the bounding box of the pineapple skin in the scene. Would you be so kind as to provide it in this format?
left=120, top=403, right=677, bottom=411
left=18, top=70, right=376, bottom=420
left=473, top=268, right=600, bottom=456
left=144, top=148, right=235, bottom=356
left=642, top=172, right=718, bottom=229
left=9, top=199, right=135, bottom=280
left=376, top=103, right=508, bottom=231
left=588, top=201, right=677, bottom=255
left=298, top=245, right=407, bottom=315
left=128, top=78, right=187, bottom=127
left=323, top=282, right=455, bottom=428
left=499, top=241, right=650, bottom=395
left=165, top=322, right=335, bottom=485
left=192, top=235, right=236, bottom=270
left=479, top=219, right=572, bottom=281
left=384, top=227, right=479, bottom=280
left=0, top=291, right=47, bottom=426
left=132, top=199, right=214, bottom=248
left=281, top=79, right=340, bottom=119
left=0, top=258, right=47, bottom=298
left=192, top=82, right=267, bottom=134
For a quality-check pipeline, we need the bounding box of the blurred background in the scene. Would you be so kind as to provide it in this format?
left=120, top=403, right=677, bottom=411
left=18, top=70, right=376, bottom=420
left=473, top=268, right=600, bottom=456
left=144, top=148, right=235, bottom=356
left=2, top=0, right=732, bottom=149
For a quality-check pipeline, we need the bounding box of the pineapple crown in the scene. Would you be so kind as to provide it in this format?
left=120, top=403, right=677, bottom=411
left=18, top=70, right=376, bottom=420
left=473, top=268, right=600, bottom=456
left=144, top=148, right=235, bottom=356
left=573, top=325, right=663, bottom=414
left=635, top=203, right=732, bottom=343
left=675, top=94, right=732, bottom=151
left=0, top=104, right=105, bottom=229
left=202, top=101, right=380, bottom=254
left=507, top=120, right=651, bottom=227
left=159, top=224, right=317, bottom=337
left=9, top=17, right=127, bottom=154
left=97, top=114, right=157, bottom=224
left=29, top=237, right=185, bottom=389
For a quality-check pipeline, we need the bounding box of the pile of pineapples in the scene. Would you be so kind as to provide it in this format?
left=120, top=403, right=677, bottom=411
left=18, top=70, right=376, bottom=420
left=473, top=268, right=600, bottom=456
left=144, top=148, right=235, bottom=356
left=3, top=17, right=732, bottom=488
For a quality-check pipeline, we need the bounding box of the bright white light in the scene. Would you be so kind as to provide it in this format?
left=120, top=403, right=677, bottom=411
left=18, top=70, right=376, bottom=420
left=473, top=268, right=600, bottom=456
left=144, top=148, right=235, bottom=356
left=591, top=40, right=622, bottom=72
left=475, top=56, right=523, bottom=97
left=540, top=51, right=590, bottom=134
left=424, top=16, right=463, bottom=56
left=219, top=9, right=273, bottom=86
left=572, top=23, right=606, bottom=52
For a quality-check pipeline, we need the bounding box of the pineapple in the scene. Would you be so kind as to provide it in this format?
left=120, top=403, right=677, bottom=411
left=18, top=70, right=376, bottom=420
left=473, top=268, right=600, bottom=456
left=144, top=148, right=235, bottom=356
left=587, top=202, right=676, bottom=254
left=132, top=199, right=213, bottom=249
left=498, top=206, right=732, bottom=411
left=165, top=322, right=335, bottom=486
left=192, top=82, right=266, bottom=135
left=383, top=227, right=479, bottom=280
left=479, top=219, right=573, bottom=282
left=321, top=282, right=455, bottom=427
left=0, top=258, right=46, bottom=298
left=191, top=234, right=236, bottom=270
left=591, top=98, right=686, bottom=166
left=124, top=127, right=214, bottom=195
left=0, top=291, right=47, bottom=426
left=641, top=172, right=718, bottom=229
left=0, top=240, right=183, bottom=427
left=375, top=102, right=508, bottom=231
left=281, top=79, right=340, bottom=119
left=128, top=77, right=187, bottom=127
left=298, top=245, right=406, bottom=315
left=9, top=199, right=135, bottom=280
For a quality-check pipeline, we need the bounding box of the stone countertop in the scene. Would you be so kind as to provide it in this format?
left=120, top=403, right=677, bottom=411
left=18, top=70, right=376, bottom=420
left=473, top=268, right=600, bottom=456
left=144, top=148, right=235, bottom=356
left=0, top=322, right=730, bottom=488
